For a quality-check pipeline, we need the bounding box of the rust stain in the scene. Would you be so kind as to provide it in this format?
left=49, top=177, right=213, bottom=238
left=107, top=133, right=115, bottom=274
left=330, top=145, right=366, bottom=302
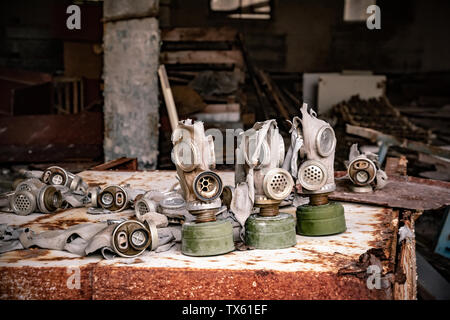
left=1, top=249, right=51, bottom=263
left=90, top=266, right=389, bottom=300
left=86, top=182, right=105, bottom=187
left=0, top=264, right=96, bottom=300
left=20, top=217, right=90, bottom=230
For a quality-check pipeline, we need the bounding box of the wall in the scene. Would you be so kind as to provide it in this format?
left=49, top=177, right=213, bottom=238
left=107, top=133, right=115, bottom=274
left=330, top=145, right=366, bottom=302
left=167, top=0, right=450, bottom=74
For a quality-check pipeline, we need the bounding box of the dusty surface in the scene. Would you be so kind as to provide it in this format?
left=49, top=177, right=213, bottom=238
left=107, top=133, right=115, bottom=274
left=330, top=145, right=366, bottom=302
left=331, top=174, right=450, bottom=211
left=0, top=170, right=399, bottom=300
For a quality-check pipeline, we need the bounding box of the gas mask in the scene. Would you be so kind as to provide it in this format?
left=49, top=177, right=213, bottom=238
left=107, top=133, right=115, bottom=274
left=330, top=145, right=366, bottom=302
left=347, top=143, right=388, bottom=192
left=41, top=166, right=88, bottom=194
left=285, top=103, right=346, bottom=236
left=0, top=178, right=63, bottom=215
left=90, top=185, right=145, bottom=212
left=172, top=120, right=234, bottom=257
left=19, top=166, right=89, bottom=209
left=235, top=119, right=296, bottom=250
left=110, top=219, right=158, bottom=258
left=284, top=103, right=336, bottom=203
left=23, top=166, right=88, bottom=195
left=133, top=188, right=188, bottom=225
left=237, top=119, right=294, bottom=216
left=171, top=119, right=223, bottom=222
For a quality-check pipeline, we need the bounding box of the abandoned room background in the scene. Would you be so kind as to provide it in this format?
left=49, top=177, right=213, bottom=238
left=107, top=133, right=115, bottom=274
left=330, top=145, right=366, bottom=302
left=0, top=0, right=449, bottom=299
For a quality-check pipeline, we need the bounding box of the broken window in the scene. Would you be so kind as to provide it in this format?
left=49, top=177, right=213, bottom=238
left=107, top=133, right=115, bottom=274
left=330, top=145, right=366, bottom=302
left=210, top=0, right=272, bottom=20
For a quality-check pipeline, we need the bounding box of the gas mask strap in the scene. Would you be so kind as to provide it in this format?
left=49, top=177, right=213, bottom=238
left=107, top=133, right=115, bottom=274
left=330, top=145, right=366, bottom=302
left=193, top=120, right=211, bottom=168
left=282, top=117, right=303, bottom=179
left=23, top=170, right=44, bottom=180
left=245, top=120, right=278, bottom=204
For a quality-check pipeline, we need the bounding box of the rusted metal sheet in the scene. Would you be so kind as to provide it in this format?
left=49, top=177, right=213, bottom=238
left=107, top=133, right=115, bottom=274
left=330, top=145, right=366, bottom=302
left=330, top=172, right=450, bottom=211
left=0, top=171, right=401, bottom=300
left=0, top=112, right=103, bottom=163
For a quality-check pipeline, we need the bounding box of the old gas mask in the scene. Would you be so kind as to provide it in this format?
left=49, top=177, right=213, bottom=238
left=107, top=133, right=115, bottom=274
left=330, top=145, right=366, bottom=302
left=236, top=119, right=296, bottom=249
left=237, top=119, right=294, bottom=216
left=110, top=219, right=158, bottom=258
left=22, top=166, right=88, bottom=195
left=171, top=119, right=223, bottom=222
left=172, top=120, right=234, bottom=257
left=90, top=185, right=145, bottom=212
left=347, top=143, right=388, bottom=192
left=284, top=103, right=337, bottom=204
left=0, top=178, right=63, bottom=215
left=19, top=166, right=89, bottom=209
left=134, top=190, right=188, bottom=225
left=285, top=103, right=346, bottom=236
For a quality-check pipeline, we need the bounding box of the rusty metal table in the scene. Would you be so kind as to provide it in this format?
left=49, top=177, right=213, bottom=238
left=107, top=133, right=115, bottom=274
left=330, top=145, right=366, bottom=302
left=0, top=171, right=414, bottom=300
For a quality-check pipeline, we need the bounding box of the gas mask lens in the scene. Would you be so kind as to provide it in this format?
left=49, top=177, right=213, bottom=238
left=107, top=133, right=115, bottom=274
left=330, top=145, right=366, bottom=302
left=316, top=126, right=336, bottom=157
left=172, top=139, right=199, bottom=172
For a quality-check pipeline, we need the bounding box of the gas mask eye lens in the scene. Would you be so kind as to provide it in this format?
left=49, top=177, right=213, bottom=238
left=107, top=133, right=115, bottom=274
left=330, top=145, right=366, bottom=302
left=101, top=192, right=114, bottom=207
left=173, top=141, right=199, bottom=172
left=316, top=126, right=336, bottom=157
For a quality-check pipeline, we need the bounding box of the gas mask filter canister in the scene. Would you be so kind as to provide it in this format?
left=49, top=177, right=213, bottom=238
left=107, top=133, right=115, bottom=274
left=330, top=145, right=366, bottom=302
left=172, top=119, right=234, bottom=257
left=288, top=103, right=346, bottom=236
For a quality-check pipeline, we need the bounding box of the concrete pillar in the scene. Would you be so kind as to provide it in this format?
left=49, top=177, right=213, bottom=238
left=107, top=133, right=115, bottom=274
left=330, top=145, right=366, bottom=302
left=103, top=0, right=160, bottom=169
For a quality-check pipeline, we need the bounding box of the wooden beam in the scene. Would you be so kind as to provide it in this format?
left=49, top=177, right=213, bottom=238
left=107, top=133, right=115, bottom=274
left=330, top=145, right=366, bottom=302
left=90, top=157, right=138, bottom=171
left=256, top=69, right=290, bottom=121
left=160, top=50, right=244, bottom=68
left=346, top=124, right=450, bottom=160
left=161, top=27, right=238, bottom=42
left=158, top=65, right=179, bottom=132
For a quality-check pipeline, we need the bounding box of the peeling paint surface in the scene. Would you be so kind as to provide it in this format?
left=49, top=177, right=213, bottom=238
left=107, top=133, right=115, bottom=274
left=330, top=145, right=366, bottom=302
left=103, top=18, right=160, bottom=169
left=0, top=170, right=398, bottom=299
